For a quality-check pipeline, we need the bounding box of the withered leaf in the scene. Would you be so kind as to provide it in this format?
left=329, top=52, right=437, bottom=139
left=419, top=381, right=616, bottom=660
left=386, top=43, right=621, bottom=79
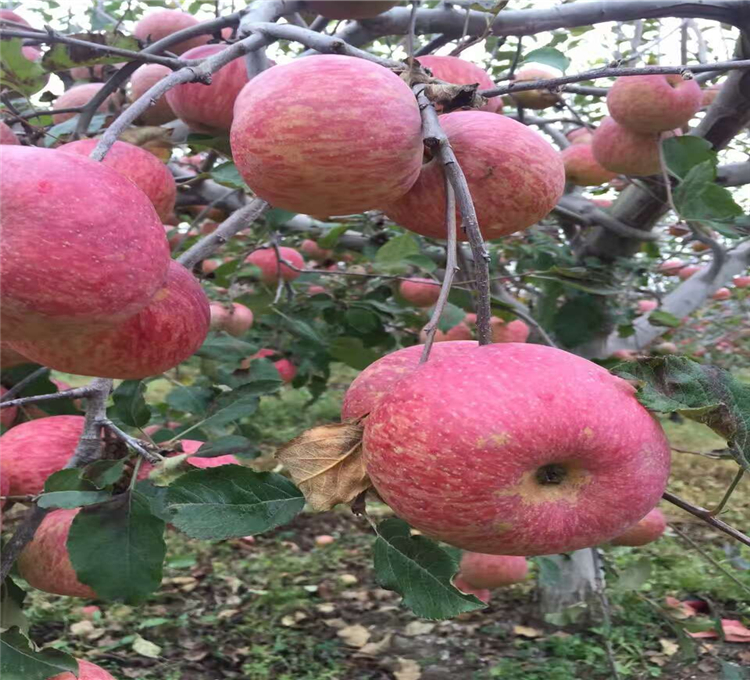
left=118, top=126, right=174, bottom=162
left=276, top=423, right=370, bottom=511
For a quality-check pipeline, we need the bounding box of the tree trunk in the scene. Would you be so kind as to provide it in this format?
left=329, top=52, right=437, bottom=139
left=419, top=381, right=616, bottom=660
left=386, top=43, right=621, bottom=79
left=537, top=550, right=601, bottom=626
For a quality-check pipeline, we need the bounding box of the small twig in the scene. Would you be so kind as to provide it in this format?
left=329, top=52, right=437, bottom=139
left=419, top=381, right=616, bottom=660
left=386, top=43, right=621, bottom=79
left=508, top=35, right=523, bottom=79
left=0, top=386, right=94, bottom=410
left=711, top=467, right=744, bottom=516
left=172, top=187, right=241, bottom=257
left=0, top=367, right=50, bottom=403
left=406, top=1, right=419, bottom=67
left=662, top=490, right=750, bottom=548
left=671, top=446, right=733, bottom=460
left=100, top=420, right=162, bottom=465
left=415, top=33, right=453, bottom=57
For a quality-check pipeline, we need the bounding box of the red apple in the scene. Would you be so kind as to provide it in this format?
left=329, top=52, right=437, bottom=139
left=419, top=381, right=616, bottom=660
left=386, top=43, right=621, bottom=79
left=733, top=275, right=750, bottom=288
left=308, top=285, right=327, bottom=296
left=202, top=259, right=221, bottom=274
left=17, top=508, right=97, bottom=598
left=209, top=302, right=254, bottom=336
left=231, top=55, right=423, bottom=216
left=678, top=265, right=702, bottom=280
left=49, top=659, right=117, bottom=680
left=245, top=247, right=304, bottom=284
left=305, top=1, right=397, bottom=19
left=70, top=64, right=106, bottom=81
left=417, top=55, right=502, bottom=113
left=561, top=144, right=618, bottom=186
left=0, top=9, right=30, bottom=26
left=637, top=300, right=658, bottom=314
left=509, top=68, right=559, bottom=109
left=611, top=349, right=637, bottom=361
left=242, top=349, right=297, bottom=383
left=60, top=139, right=176, bottom=222
left=658, top=259, right=685, bottom=275
left=315, top=534, right=336, bottom=546
left=453, top=574, right=491, bottom=603
left=420, top=322, right=474, bottom=344
left=566, top=127, right=593, bottom=144
left=12, top=262, right=209, bottom=380
left=341, top=341, right=477, bottom=421
left=0, top=386, right=17, bottom=428
left=491, top=318, right=529, bottom=344
left=459, top=553, right=529, bottom=588
left=362, top=343, right=672, bottom=555
left=300, top=239, right=332, bottom=261
left=52, top=83, right=116, bottom=124
left=668, top=223, right=691, bottom=237
left=0, top=416, right=85, bottom=495
left=134, top=9, right=210, bottom=55
left=607, top=75, right=702, bottom=133
left=610, top=507, right=666, bottom=547
left=166, top=44, right=248, bottom=134
left=0, top=120, right=18, bottom=145
left=385, top=111, right=564, bottom=241
left=1, top=147, right=170, bottom=341
left=701, top=85, right=722, bottom=108
left=0, top=342, right=29, bottom=369
left=591, top=199, right=613, bottom=209
left=712, top=287, right=731, bottom=301
left=592, top=117, right=677, bottom=177
left=130, top=64, right=176, bottom=125
left=399, top=278, right=441, bottom=307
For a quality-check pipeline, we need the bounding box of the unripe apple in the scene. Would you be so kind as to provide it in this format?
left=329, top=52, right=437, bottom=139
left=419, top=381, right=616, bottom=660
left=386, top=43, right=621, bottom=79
left=1, top=147, right=170, bottom=342
left=52, top=83, right=116, bottom=124
left=566, top=127, right=593, bottom=145
left=166, top=44, right=248, bottom=134
left=0, top=342, right=28, bottom=369
left=363, top=343, right=672, bottom=555
left=678, top=265, right=702, bottom=280
left=610, top=507, right=666, bottom=546
left=399, top=278, right=441, bottom=307
left=130, top=64, right=176, bottom=125
left=637, top=300, right=658, bottom=314
left=300, top=239, right=333, bottom=261
left=453, top=574, right=491, bottom=603
left=0, top=386, right=17, bottom=428
left=210, top=302, right=254, bottom=337
left=0, top=120, right=18, bottom=145
left=561, top=144, right=617, bottom=186
left=385, top=111, right=564, bottom=241
left=417, top=55, right=502, bottom=113
left=459, top=553, right=529, bottom=588
left=134, top=9, right=210, bottom=55
left=491, top=318, right=529, bottom=344
left=60, top=139, right=176, bottom=222
left=12, top=262, right=210, bottom=380
left=592, top=117, right=675, bottom=177
left=231, top=55, right=423, bottom=216
left=49, top=658, right=117, bottom=680
left=607, top=75, right=702, bottom=133
left=658, top=259, right=685, bottom=275
left=712, top=287, right=731, bottom=301
left=733, top=275, right=750, bottom=288
left=341, top=341, right=477, bottom=421
left=509, top=68, right=559, bottom=109
left=305, top=1, right=397, bottom=19
left=245, top=247, right=305, bottom=284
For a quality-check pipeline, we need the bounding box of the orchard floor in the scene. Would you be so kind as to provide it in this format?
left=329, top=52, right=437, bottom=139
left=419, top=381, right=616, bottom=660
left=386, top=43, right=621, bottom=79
left=10, top=381, right=750, bottom=680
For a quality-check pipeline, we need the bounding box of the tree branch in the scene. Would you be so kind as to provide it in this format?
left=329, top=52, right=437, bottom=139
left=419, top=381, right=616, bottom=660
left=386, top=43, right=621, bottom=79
left=0, top=367, right=49, bottom=403
left=0, top=386, right=94, bottom=410
left=663, top=490, right=750, bottom=549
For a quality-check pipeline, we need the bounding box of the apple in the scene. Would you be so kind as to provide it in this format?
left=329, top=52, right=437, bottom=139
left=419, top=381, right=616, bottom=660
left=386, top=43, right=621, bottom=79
left=420, top=322, right=474, bottom=344
left=305, top=1, right=398, bottom=19
left=17, top=508, right=97, bottom=598
left=733, top=275, right=750, bottom=288
left=417, top=55, right=502, bottom=113
left=362, top=343, right=672, bottom=555
left=712, top=287, right=731, bottom=301
left=658, top=259, right=685, bottom=275
left=52, top=83, right=116, bottom=124
left=385, top=111, right=564, bottom=241
left=0, top=471, right=9, bottom=528
left=0, top=120, right=18, bottom=145
left=202, top=259, right=221, bottom=274
left=0, top=9, right=30, bottom=25
left=315, top=534, right=336, bottom=546
left=610, top=507, right=666, bottom=547
left=399, top=278, right=441, bottom=307
left=691, top=241, right=710, bottom=253
left=592, top=117, right=676, bottom=177
left=209, top=302, right=254, bottom=336
left=611, top=349, right=637, bottom=361
left=11, top=262, right=210, bottom=380
left=231, top=55, right=423, bottom=216
left=0, top=416, right=85, bottom=495
left=166, top=44, right=248, bottom=134
left=701, top=85, right=722, bottom=108
left=509, top=68, right=559, bottom=109
left=134, top=9, right=210, bottom=55
left=453, top=574, right=491, bottom=603
left=561, top=144, right=618, bottom=186
left=1, top=147, right=170, bottom=342
left=459, top=553, right=529, bottom=588
left=241, top=349, right=297, bottom=383
left=130, top=64, right=176, bottom=125
left=607, top=75, right=702, bottom=133
left=245, top=247, right=305, bottom=284
left=591, top=199, right=613, bottom=209
left=566, top=127, right=593, bottom=144
left=143, top=421, right=180, bottom=436
left=341, top=341, right=477, bottom=421
left=308, top=285, right=327, bottom=295
left=678, top=265, right=702, bottom=280
left=0, top=342, right=28, bottom=369
left=300, top=239, right=333, bottom=261
left=60, top=139, right=176, bottom=222
left=70, top=64, right=106, bottom=81
left=49, top=659, right=117, bottom=680
left=637, top=300, right=658, bottom=314
left=1, top=386, right=17, bottom=428
left=491, top=318, right=529, bottom=344
left=668, top=223, right=691, bottom=237
left=138, top=439, right=241, bottom=479
left=654, top=342, right=678, bottom=354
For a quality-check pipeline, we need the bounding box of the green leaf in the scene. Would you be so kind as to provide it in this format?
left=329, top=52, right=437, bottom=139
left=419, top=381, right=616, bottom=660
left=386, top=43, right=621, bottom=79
left=9, top=372, right=78, bottom=416
left=112, top=380, right=151, bottom=428
left=0, top=628, right=78, bottom=680
left=721, top=662, right=747, bottom=680
left=345, top=307, right=379, bottom=333
left=165, top=466, right=305, bottom=539
left=612, top=557, right=652, bottom=591
left=44, top=468, right=97, bottom=493
left=166, top=385, right=214, bottom=415
left=317, top=223, right=348, bottom=249
left=42, top=32, right=140, bottom=71
left=533, top=556, right=562, bottom=588
left=523, top=46, right=570, bottom=72
left=83, top=458, right=128, bottom=488
left=552, top=296, right=606, bottom=348
left=192, top=435, right=258, bottom=459
left=196, top=334, right=257, bottom=362
left=0, top=39, right=47, bottom=96
left=186, top=133, right=232, bottom=157
left=403, top=254, right=437, bottom=273
left=436, top=302, right=466, bottom=333
left=329, top=337, right=381, bottom=370
left=265, top=208, right=298, bottom=228
left=662, top=136, right=714, bottom=179
left=1, top=578, right=28, bottom=634
left=135, top=480, right=170, bottom=522
left=199, top=384, right=264, bottom=429
left=375, top=234, right=420, bottom=271
left=37, top=490, right=111, bottom=509
left=528, top=267, right=620, bottom=295
left=282, top=317, right=325, bottom=347
left=612, top=357, right=750, bottom=469
left=647, top=310, right=682, bottom=328
left=373, top=518, right=484, bottom=620
left=210, top=161, right=249, bottom=191
left=68, top=491, right=166, bottom=603
left=674, top=160, right=743, bottom=223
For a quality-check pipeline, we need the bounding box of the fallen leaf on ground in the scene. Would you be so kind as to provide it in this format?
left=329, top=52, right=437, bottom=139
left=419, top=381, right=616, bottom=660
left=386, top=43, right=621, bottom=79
left=355, top=633, right=393, bottom=657
left=393, top=657, right=421, bottom=680
left=132, top=634, right=162, bottom=658
left=513, top=625, right=544, bottom=638
left=403, top=621, right=435, bottom=637
left=659, top=638, right=679, bottom=656
left=337, top=624, right=371, bottom=648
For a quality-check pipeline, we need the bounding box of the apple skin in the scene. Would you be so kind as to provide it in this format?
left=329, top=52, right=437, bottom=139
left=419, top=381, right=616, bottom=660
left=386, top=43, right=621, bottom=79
left=701, top=85, right=722, bottom=108
left=308, top=285, right=327, bottom=296
left=134, top=10, right=210, bottom=55
left=561, top=144, right=618, bottom=186
left=305, top=1, right=397, bottom=19
left=610, top=507, right=666, bottom=547
left=417, top=55, right=502, bottom=113
left=52, top=83, right=116, bottom=124
left=0, top=386, right=17, bottom=428
left=0, top=9, right=30, bottom=25
left=637, top=300, right=658, bottom=314
left=341, top=341, right=477, bottom=421
left=592, top=117, right=677, bottom=177
left=399, top=278, right=441, bottom=307
left=420, top=322, right=474, bottom=344
left=1, top=147, right=170, bottom=342
left=241, top=349, right=297, bottom=383
left=658, top=259, right=685, bottom=275
left=712, top=287, right=731, bottom=301
left=453, top=574, right=491, bottom=603
left=209, top=302, right=254, bottom=336
left=733, top=275, right=750, bottom=288
left=60, top=139, right=176, bottom=222
left=17, top=508, right=98, bottom=598
left=509, top=68, right=559, bottom=109
left=679, top=265, right=702, bottom=280
left=385, top=111, right=564, bottom=241
left=166, top=44, right=249, bottom=134
left=0, top=342, right=29, bottom=369
left=300, top=239, right=332, bottom=261
left=130, top=64, right=176, bottom=125
left=245, top=247, right=305, bottom=284
left=231, top=55, right=423, bottom=216
left=490, top=318, right=529, bottom=344
left=0, top=415, right=85, bottom=496
left=49, top=659, right=117, bottom=680
left=0, top=120, right=18, bottom=145
left=12, top=262, right=209, bottom=380
left=363, top=343, right=672, bottom=556
left=567, top=127, right=593, bottom=145
left=138, top=439, right=240, bottom=479
left=607, top=75, right=702, bottom=133
left=459, top=553, right=529, bottom=588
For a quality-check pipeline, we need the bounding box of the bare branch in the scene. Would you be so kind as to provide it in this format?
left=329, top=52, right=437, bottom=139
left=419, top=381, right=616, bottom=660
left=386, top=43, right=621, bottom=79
left=0, top=367, right=49, bottom=402
left=0, top=386, right=94, bottom=410
left=663, top=490, right=750, bottom=549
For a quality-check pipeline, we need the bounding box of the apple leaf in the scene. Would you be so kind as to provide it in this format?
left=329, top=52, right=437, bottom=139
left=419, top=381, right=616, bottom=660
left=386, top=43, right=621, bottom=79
left=0, top=39, right=47, bottom=96
left=436, top=302, right=466, bottom=333
left=673, top=160, right=743, bottom=225
left=375, top=233, right=420, bottom=272
left=329, top=337, right=381, bottom=370
left=111, top=379, right=151, bottom=428
left=613, top=357, right=750, bottom=470
left=68, top=490, right=166, bottom=603
left=210, top=161, right=249, bottom=191
left=0, top=627, right=78, bottom=680
left=186, top=132, right=233, bottom=157
left=82, top=458, right=128, bottom=488
left=265, top=208, right=298, bottom=228
left=523, top=47, right=570, bottom=73
left=165, top=466, right=305, bottom=539
left=192, top=435, right=258, bottom=459
left=316, top=223, right=348, bottom=248
left=1, top=578, right=28, bottom=634
left=196, top=334, right=257, bottom=362
left=647, top=310, right=682, bottom=328
left=37, top=490, right=112, bottom=509
left=552, top=296, right=606, bottom=348
left=42, top=32, right=139, bottom=71
left=373, top=519, right=485, bottom=620
left=345, top=307, right=380, bottom=333
left=662, top=136, right=714, bottom=180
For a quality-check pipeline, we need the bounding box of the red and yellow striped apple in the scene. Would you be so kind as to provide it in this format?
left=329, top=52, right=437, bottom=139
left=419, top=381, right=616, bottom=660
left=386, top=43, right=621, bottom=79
left=134, top=9, right=209, bottom=55
left=561, top=144, right=618, bottom=186
left=459, top=553, right=529, bottom=588
left=245, top=247, right=304, bottom=284
left=399, top=278, right=441, bottom=307
left=610, top=507, right=666, bottom=546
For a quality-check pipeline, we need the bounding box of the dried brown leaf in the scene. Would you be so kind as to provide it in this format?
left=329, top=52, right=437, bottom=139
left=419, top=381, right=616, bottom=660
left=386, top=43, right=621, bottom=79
left=337, top=624, right=371, bottom=648
left=276, top=423, right=370, bottom=511
left=513, top=625, right=544, bottom=639
left=118, top=126, right=174, bottom=162
left=393, top=657, right=422, bottom=680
